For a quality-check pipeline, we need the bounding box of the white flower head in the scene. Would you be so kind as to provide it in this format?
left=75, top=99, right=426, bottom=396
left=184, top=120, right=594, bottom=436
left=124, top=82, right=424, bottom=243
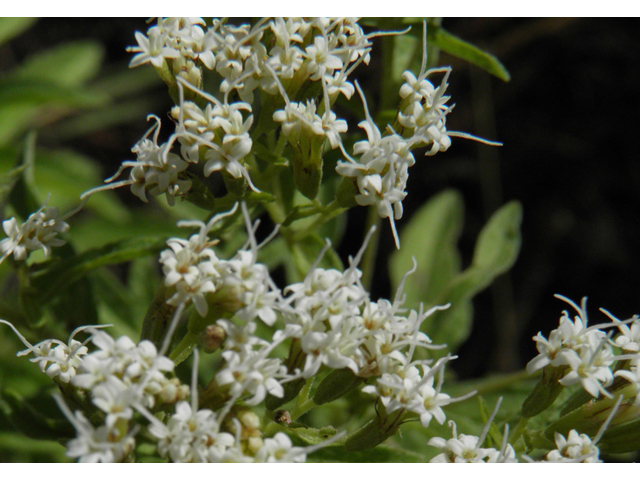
left=0, top=195, right=69, bottom=264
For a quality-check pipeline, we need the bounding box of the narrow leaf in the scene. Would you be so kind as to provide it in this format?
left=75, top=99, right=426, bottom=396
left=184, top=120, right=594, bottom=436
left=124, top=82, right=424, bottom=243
left=0, top=18, right=37, bottom=46
left=30, top=236, right=166, bottom=304
left=389, top=189, right=464, bottom=310
left=16, top=40, right=105, bottom=87
left=431, top=28, right=510, bottom=81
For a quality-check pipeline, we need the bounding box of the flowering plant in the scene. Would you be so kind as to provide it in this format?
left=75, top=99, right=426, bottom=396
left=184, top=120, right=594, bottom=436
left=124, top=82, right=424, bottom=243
left=1, top=17, right=639, bottom=463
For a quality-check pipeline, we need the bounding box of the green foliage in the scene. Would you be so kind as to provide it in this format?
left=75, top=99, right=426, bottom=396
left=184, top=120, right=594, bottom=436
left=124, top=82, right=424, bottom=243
left=390, top=191, right=522, bottom=353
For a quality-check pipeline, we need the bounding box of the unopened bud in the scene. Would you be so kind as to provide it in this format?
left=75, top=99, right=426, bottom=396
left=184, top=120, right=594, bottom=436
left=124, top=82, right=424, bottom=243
left=201, top=324, right=226, bottom=353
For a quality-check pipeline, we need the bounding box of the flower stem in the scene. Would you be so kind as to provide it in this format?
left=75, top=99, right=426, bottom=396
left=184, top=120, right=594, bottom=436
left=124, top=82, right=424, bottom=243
left=360, top=206, right=382, bottom=292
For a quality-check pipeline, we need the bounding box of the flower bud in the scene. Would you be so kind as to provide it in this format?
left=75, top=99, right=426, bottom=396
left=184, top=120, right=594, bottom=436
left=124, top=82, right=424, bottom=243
left=200, top=324, right=226, bottom=353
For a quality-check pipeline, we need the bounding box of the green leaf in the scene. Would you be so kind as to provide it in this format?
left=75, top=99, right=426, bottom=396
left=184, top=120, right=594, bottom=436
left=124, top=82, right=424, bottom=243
left=390, top=189, right=464, bottom=310
left=0, top=432, right=68, bottom=462
left=7, top=131, right=40, bottom=219
left=25, top=147, right=130, bottom=223
left=0, top=18, right=37, bottom=47
left=29, top=236, right=167, bottom=304
left=16, top=40, right=105, bottom=87
left=0, top=78, right=108, bottom=107
left=0, top=389, right=73, bottom=441
left=471, top=200, right=523, bottom=276
left=430, top=27, right=510, bottom=81
left=281, top=424, right=338, bottom=446
left=0, top=161, right=26, bottom=207
left=425, top=201, right=522, bottom=350
left=285, top=234, right=344, bottom=284
left=45, top=242, right=100, bottom=329
left=309, top=444, right=426, bottom=463
left=391, top=33, right=420, bottom=86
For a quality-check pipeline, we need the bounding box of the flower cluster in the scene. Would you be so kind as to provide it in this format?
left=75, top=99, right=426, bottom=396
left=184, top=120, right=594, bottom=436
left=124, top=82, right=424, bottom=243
left=334, top=25, right=473, bottom=248
left=427, top=398, right=517, bottom=463
left=0, top=321, right=189, bottom=462
left=0, top=196, right=69, bottom=264
left=106, top=17, right=386, bottom=206
left=156, top=203, right=461, bottom=430
left=428, top=421, right=517, bottom=463
left=527, top=294, right=640, bottom=399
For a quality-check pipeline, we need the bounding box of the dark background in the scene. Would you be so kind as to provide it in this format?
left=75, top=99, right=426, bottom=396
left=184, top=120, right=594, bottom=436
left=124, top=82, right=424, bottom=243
left=3, top=17, right=639, bottom=379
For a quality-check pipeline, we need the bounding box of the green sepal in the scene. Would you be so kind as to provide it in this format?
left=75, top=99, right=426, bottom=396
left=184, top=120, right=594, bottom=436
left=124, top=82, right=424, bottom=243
left=544, top=384, right=640, bottom=441
left=560, top=376, right=630, bottom=417
left=182, top=173, right=217, bottom=211
left=313, top=368, right=363, bottom=405
left=521, top=365, right=567, bottom=418
left=140, top=282, right=175, bottom=348
left=598, top=417, right=640, bottom=454
left=343, top=413, right=401, bottom=452
left=336, top=176, right=358, bottom=208
left=292, top=152, right=323, bottom=200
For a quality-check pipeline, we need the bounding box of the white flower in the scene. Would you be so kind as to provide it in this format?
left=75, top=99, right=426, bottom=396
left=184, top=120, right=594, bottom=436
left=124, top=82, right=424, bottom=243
left=428, top=429, right=499, bottom=463
left=53, top=395, right=135, bottom=463
left=91, top=376, right=138, bottom=429
left=128, top=26, right=179, bottom=68
left=305, top=35, right=343, bottom=80
left=0, top=198, right=69, bottom=263
left=557, top=336, right=614, bottom=398
left=0, top=320, right=106, bottom=384
left=546, top=430, right=601, bottom=463
left=149, top=401, right=235, bottom=463
left=215, top=343, right=289, bottom=406
left=254, top=432, right=306, bottom=462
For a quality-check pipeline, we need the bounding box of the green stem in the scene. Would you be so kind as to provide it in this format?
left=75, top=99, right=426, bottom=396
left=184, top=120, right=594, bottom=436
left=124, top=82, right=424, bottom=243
left=360, top=205, right=382, bottom=292
left=508, top=416, right=529, bottom=445
left=169, top=332, right=200, bottom=366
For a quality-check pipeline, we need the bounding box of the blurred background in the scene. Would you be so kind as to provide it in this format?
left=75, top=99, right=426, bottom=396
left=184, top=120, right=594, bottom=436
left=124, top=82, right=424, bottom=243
left=1, top=17, right=638, bottom=381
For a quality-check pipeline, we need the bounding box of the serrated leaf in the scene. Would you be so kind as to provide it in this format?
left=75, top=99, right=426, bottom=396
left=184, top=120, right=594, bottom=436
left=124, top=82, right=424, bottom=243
left=390, top=189, right=464, bottom=310
left=16, top=40, right=104, bottom=87
left=0, top=18, right=37, bottom=47
left=46, top=243, right=99, bottom=329
left=431, top=27, right=510, bottom=81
